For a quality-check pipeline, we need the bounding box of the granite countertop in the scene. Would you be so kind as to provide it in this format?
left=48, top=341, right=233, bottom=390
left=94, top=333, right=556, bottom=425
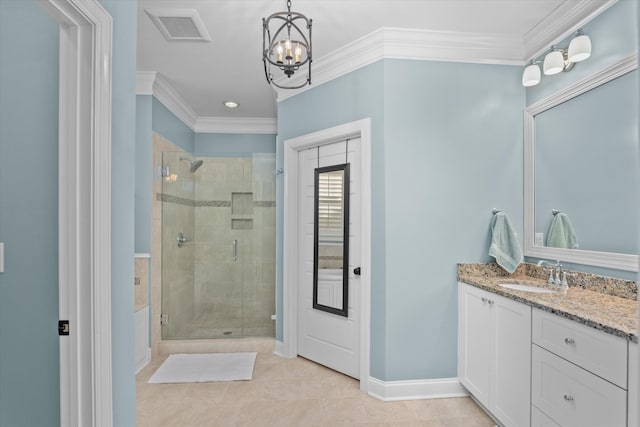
left=458, top=263, right=638, bottom=343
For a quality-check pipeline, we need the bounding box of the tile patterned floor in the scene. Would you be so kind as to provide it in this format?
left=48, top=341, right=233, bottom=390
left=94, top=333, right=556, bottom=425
left=137, top=341, right=496, bottom=427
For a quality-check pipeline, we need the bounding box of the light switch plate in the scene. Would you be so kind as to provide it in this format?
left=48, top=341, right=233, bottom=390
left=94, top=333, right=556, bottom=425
left=535, top=233, right=544, bottom=246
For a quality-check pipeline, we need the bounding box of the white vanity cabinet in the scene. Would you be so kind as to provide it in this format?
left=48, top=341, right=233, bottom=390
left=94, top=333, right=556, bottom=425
left=457, top=282, right=531, bottom=427
left=531, top=308, right=628, bottom=427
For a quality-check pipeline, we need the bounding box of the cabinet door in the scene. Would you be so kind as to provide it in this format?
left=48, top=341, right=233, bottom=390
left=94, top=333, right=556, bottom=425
left=630, top=342, right=638, bottom=427
left=491, top=293, right=531, bottom=427
left=458, top=283, right=492, bottom=408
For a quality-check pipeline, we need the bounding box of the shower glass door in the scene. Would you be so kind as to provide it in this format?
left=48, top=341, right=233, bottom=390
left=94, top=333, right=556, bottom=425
left=160, top=151, right=276, bottom=339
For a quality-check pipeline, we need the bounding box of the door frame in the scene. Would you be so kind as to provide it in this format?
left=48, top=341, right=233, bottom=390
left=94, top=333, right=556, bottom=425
left=38, top=0, right=113, bottom=425
left=282, top=119, right=371, bottom=391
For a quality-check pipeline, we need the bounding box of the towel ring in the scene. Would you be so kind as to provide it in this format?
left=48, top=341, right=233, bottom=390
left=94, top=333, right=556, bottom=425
left=552, top=209, right=562, bottom=215
left=492, top=208, right=502, bottom=215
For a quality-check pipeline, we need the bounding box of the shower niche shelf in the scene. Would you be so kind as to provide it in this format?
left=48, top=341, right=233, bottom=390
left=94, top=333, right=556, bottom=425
left=231, top=192, right=254, bottom=229
left=232, top=219, right=253, bottom=230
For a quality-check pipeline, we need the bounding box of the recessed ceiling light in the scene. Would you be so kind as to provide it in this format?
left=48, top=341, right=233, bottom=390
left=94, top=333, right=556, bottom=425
left=224, top=101, right=239, bottom=108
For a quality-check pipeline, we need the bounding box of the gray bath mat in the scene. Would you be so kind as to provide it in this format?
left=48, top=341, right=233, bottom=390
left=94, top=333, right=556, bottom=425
left=147, top=352, right=257, bottom=384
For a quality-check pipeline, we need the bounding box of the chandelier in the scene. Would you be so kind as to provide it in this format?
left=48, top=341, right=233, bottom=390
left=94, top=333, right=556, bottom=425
left=262, top=0, right=312, bottom=89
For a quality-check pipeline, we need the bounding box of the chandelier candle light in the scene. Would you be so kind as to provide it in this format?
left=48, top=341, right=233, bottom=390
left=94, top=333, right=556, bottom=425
left=262, top=0, right=312, bottom=89
left=522, top=29, right=591, bottom=87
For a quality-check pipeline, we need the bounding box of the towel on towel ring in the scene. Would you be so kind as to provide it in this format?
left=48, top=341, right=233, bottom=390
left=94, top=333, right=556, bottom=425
left=489, top=211, right=523, bottom=274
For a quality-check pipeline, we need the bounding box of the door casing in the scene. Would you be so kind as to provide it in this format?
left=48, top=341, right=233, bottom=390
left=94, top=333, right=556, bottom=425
left=282, top=118, right=371, bottom=391
left=38, top=0, right=113, bottom=425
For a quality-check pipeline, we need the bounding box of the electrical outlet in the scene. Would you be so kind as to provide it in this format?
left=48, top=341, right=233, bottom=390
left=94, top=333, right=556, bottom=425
left=0, top=242, right=4, bottom=273
left=535, top=233, right=544, bottom=246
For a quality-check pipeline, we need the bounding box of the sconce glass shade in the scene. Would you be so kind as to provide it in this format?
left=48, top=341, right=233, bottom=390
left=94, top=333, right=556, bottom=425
left=522, top=63, right=541, bottom=87
left=543, top=50, right=564, bottom=75
left=568, top=34, right=591, bottom=62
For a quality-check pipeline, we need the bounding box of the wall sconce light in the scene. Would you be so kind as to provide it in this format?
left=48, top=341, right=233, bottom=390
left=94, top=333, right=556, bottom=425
left=522, top=29, right=591, bottom=87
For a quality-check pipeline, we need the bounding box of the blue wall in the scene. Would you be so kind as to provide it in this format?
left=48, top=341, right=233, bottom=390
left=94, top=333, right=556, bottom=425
left=382, top=59, right=523, bottom=380
left=136, top=95, right=153, bottom=253
left=277, top=59, right=524, bottom=381
left=0, top=1, right=60, bottom=424
left=152, top=97, right=195, bottom=152
left=99, top=0, right=138, bottom=425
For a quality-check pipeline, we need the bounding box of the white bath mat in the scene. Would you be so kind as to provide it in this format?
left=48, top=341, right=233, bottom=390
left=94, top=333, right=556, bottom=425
left=147, top=352, right=257, bottom=384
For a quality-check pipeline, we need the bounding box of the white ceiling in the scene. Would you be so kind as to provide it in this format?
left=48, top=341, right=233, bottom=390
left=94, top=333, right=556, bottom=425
left=136, top=0, right=608, bottom=124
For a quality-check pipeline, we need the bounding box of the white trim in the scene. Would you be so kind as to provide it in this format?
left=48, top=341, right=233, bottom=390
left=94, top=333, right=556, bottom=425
left=134, top=253, right=151, bottom=259
left=523, top=0, right=617, bottom=62
left=135, top=349, right=152, bottom=375
left=367, top=377, right=468, bottom=402
left=524, top=54, right=639, bottom=272
left=283, top=119, right=372, bottom=391
left=275, top=27, right=524, bottom=101
left=195, top=116, right=277, bottom=134
left=136, top=71, right=157, bottom=95
left=153, top=73, right=198, bottom=130
left=273, top=340, right=285, bottom=358
left=39, top=0, right=113, bottom=425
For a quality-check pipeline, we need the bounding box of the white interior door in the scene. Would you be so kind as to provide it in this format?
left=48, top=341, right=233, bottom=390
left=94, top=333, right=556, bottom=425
left=297, top=139, right=361, bottom=378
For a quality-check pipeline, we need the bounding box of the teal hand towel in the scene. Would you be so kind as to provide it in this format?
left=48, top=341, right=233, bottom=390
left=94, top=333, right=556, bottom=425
left=546, top=212, right=579, bottom=249
left=489, top=212, right=523, bottom=274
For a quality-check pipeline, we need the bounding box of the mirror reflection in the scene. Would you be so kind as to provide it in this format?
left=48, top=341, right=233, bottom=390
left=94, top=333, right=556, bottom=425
left=533, top=69, right=638, bottom=255
left=313, top=164, right=349, bottom=317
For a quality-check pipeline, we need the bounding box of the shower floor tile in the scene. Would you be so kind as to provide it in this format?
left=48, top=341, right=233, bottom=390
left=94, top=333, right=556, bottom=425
left=136, top=340, right=496, bottom=427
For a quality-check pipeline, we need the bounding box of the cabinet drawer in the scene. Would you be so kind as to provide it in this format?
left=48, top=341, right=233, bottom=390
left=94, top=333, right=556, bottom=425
left=532, top=345, right=626, bottom=427
left=532, top=308, right=627, bottom=388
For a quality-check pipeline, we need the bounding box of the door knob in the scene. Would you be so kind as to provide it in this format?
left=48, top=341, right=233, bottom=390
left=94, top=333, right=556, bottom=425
left=353, top=267, right=361, bottom=276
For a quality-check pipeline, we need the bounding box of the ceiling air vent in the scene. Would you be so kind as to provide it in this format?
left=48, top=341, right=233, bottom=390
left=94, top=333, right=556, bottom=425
left=145, top=8, right=211, bottom=42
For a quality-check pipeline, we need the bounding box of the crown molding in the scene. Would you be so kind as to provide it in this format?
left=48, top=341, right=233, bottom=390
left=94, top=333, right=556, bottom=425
left=136, top=71, right=157, bottom=95
left=152, top=73, right=199, bottom=130
left=274, top=27, right=524, bottom=101
left=523, top=0, right=617, bottom=61
left=195, top=117, right=277, bottom=134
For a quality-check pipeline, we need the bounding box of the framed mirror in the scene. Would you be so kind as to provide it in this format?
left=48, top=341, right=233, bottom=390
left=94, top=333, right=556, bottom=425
left=524, top=55, right=639, bottom=271
left=313, top=163, right=350, bottom=317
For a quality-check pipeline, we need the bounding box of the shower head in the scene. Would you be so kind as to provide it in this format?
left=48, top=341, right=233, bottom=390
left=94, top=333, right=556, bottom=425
left=179, top=157, right=203, bottom=173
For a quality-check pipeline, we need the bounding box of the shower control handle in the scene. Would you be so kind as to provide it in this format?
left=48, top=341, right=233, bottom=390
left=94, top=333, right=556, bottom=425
left=177, top=232, right=189, bottom=248
left=233, top=240, right=238, bottom=262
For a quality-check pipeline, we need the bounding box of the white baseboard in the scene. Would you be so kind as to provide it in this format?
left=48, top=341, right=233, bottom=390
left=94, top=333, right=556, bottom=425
left=273, top=340, right=285, bottom=357
left=367, top=377, right=468, bottom=402
left=136, top=348, right=151, bottom=374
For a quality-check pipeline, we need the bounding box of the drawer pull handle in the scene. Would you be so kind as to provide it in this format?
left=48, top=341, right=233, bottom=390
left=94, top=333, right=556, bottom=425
left=481, top=297, right=487, bottom=303
left=564, top=337, right=575, bottom=345
left=488, top=300, right=494, bottom=305
left=563, top=394, right=574, bottom=402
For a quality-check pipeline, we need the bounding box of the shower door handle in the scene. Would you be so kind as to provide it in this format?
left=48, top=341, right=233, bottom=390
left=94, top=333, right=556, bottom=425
left=232, top=240, right=238, bottom=262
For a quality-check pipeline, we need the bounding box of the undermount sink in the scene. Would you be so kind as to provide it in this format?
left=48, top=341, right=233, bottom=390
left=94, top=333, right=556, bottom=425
left=497, top=283, right=559, bottom=294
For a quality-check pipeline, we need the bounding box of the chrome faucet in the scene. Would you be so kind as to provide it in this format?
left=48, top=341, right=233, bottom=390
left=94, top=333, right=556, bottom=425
left=537, top=259, right=563, bottom=286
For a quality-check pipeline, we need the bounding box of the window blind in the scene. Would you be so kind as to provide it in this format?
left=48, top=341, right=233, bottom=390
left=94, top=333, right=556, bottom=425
left=318, top=171, right=344, bottom=243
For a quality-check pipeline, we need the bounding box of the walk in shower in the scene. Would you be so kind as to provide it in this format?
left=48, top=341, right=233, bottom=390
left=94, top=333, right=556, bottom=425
left=160, top=151, right=276, bottom=339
